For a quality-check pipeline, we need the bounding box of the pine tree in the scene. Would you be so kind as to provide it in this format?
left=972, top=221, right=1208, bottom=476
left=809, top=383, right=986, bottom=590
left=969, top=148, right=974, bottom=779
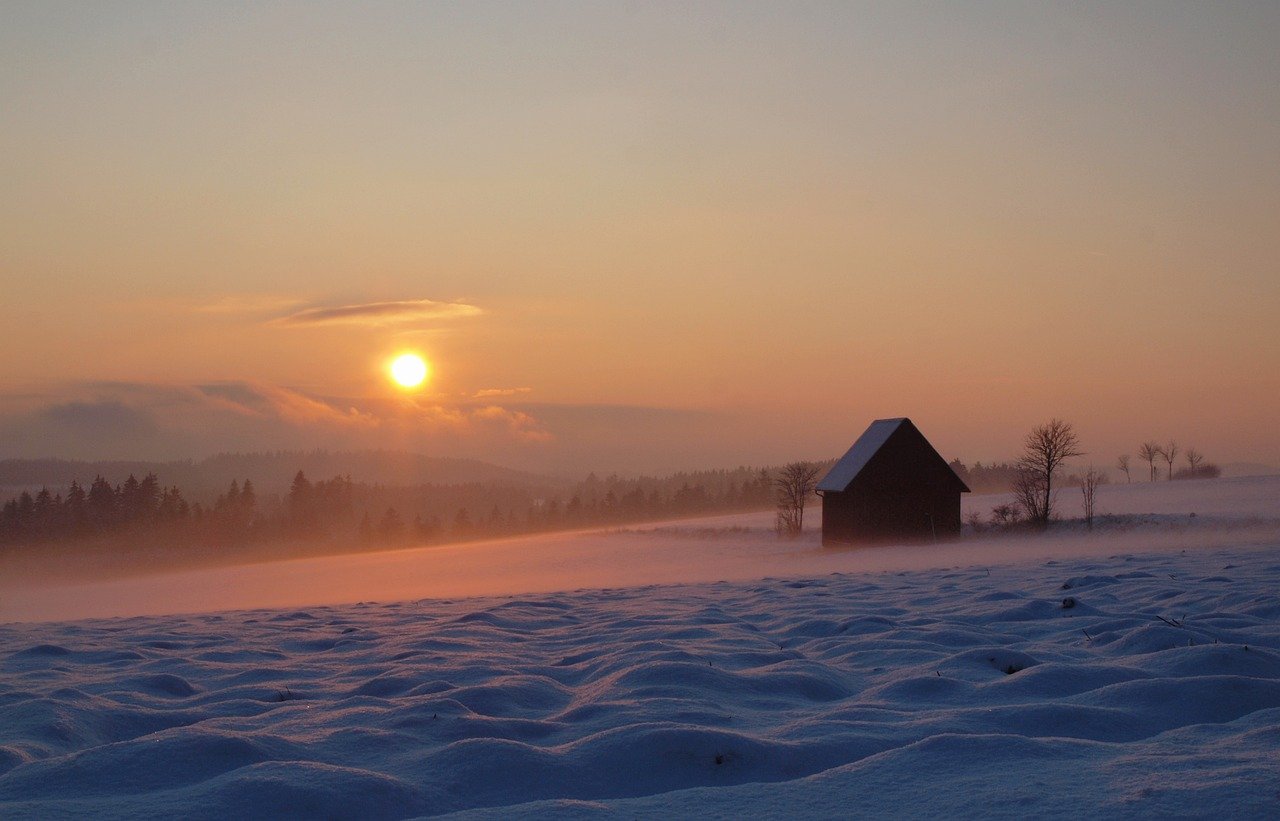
left=378, top=507, right=404, bottom=540
left=33, top=488, right=56, bottom=538
left=240, top=479, right=257, bottom=512
left=137, top=473, right=160, bottom=520
left=87, top=476, right=117, bottom=529
left=289, top=471, right=313, bottom=532
left=453, top=507, right=472, bottom=535
left=119, top=474, right=142, bottom=524
left=1, top=499, right=19, bottom=540
left=64, top=481, right=88, bottom=534
left=16, top=491, right=35, bottom=534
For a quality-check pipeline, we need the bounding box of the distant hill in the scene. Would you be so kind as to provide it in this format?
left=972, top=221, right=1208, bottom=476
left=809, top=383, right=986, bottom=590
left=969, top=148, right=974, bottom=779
left=0, top=451, right=554, bottom=502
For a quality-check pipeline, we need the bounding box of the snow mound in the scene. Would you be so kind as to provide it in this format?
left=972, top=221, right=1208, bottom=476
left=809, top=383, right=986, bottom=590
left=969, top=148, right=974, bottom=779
left=2, top=545, right=1279, bottom=817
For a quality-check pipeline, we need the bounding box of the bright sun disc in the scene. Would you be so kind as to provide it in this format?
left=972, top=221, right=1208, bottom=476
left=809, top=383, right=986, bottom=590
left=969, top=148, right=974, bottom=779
left=390, top=353, right=428, bottom=388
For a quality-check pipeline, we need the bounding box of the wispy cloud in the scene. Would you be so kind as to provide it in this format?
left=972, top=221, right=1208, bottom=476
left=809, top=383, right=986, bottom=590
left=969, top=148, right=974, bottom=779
left=0, top=385, right=749, bottom=473
left=473, top=387, right=533, bottom=399
left=468, top=405, right=552, bottom=442
left=197, top=383, right=430, bottom=431
left=0, top=381, right=552, bottom=461
left=273, top=299, right=483, bottom=328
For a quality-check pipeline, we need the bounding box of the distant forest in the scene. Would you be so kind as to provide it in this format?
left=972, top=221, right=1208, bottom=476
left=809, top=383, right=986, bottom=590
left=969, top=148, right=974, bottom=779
left=947, top=460, right=1021, bottom=494
left=0, top=463, right=786, bottom=562
left=0, top=448, right=1229, bottom=568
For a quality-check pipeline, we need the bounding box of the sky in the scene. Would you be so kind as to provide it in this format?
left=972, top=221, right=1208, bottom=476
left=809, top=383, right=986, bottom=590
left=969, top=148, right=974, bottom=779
left=2, top=1, right=1278, bottom=476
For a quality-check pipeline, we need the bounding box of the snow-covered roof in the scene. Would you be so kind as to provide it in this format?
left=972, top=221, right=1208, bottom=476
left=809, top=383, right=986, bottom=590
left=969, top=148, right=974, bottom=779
left=816, top=417, right=909, bottom=493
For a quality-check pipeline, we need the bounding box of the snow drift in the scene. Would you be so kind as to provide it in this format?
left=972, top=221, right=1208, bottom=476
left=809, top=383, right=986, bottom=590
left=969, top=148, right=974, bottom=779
left=0, top=476, right=1277, bottom=817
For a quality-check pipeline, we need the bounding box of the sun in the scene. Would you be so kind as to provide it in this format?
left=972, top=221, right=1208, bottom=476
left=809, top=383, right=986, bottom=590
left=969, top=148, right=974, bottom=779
left=389, top=353, right=429, bottom=389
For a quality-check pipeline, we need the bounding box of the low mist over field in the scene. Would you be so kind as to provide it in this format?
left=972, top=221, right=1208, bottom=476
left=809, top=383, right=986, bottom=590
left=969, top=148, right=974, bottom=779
left=5, top=475, right=1277, bottom=624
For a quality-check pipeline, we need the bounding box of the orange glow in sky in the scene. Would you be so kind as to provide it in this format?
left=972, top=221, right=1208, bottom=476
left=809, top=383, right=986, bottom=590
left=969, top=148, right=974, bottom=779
left=0, top=4, right=1277, bottom=473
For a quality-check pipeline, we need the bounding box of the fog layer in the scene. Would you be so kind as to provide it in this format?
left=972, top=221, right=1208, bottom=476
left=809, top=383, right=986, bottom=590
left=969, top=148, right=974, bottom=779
left=3, top=476, right=1275, bottom=623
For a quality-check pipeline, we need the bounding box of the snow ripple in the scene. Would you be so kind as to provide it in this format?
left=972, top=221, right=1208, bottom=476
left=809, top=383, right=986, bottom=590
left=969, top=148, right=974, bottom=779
left=2, top=546, right=1279, bottom=818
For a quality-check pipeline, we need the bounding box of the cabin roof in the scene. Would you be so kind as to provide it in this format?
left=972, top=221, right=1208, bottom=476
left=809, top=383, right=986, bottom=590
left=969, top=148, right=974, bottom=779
left=817, top=418, right=906, bottom=492
left=817, top=417, right=970, bottom=493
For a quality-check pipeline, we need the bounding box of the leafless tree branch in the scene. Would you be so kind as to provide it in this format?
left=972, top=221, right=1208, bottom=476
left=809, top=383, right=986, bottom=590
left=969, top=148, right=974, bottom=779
left=1015, top=419, right=1084, bottom=527
left=774, top=462, right=821, bottom=538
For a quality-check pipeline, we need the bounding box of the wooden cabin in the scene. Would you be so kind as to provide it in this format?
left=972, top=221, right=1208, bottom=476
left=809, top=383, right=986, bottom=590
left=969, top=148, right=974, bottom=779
left=817, top=418, right=969, bottom=545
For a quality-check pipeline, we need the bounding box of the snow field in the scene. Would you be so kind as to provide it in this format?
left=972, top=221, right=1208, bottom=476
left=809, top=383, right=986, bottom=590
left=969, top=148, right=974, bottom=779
left=2, top=543, right=1279, bottom=818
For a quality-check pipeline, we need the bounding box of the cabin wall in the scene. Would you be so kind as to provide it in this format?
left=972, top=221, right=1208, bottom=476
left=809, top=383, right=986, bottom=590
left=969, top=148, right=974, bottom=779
left=820, top=424, right=965, bottom=545
left=820, top=491, right=864, bottom=544
left=821, top=488, right=960, bottom=545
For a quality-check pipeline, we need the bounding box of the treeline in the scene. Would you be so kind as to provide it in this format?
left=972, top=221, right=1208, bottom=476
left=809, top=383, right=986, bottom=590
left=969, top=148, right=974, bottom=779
left=1, top=474, right=196, bottom=543
left=949, top=443, right=1222, bottom=496
left=1118, top=441, right=1221, bottom=483
left=0, top=465, right=781, bottom=554
left=947, top=460, right=1021, bottom=494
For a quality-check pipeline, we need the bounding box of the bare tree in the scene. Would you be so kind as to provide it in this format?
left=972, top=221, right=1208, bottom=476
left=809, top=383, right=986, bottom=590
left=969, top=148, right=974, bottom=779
left=1137, top=441, right=1160, bottom=482
left=1185, top=448, right=1204, bottom=478
left=1080, top=465, right=1104, bottom=530
left=1157, top=440, right=1179, bottom=481
left=991, top=503, right=1021, bottom=527
left=774, top=462, right=821, bottom=538
left=1116, top=454, right=1132, bottom=483
left=1011, top=469, right=1047, bottom=525
left=1015, top=419, right=1084, bottom=527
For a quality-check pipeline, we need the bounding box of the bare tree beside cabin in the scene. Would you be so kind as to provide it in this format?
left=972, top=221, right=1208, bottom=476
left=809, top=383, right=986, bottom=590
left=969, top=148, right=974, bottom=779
left=774, top=461, right=821, bottom=538
left=1185, top=448, right=1205, bottom=478
left=1138, top=442, right=1161, bottom=482
left=1158, top=440, right=1179, bottom=481
left=1116, top=454, right=1132, bottom=483
left=1080, top=465, right=1104, bottom=531
left=1014, top=419, right=1084, bottom=527
left=1011, top=470, right=1047, bottom=525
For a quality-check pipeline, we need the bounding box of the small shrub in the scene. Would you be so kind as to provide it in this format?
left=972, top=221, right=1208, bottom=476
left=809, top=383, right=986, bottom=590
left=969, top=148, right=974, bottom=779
left=991, top=504, right=1021, bottom=527
left=1173, top=463, right=1222, bottom=480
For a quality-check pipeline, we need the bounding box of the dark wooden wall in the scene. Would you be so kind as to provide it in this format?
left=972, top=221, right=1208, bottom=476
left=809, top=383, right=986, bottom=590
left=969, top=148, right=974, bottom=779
left=821, top=487, right=960, bottom=544
left=820, top=423, right=964, bottom=546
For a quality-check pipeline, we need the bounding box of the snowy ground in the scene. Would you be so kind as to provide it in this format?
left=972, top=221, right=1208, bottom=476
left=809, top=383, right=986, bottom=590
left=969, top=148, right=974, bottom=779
left=1, top=476, right=1279, bottom=818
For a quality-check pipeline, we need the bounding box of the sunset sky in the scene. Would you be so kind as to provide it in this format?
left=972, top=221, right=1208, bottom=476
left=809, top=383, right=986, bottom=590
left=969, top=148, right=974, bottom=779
left=2, top=2, right=1277, bottom=475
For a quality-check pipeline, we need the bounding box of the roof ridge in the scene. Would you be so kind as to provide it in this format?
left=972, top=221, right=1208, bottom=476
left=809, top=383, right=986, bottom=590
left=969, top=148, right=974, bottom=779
left=815, top=418, right=909, bottom=492
left=816, top=418, right=968, bottom=493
